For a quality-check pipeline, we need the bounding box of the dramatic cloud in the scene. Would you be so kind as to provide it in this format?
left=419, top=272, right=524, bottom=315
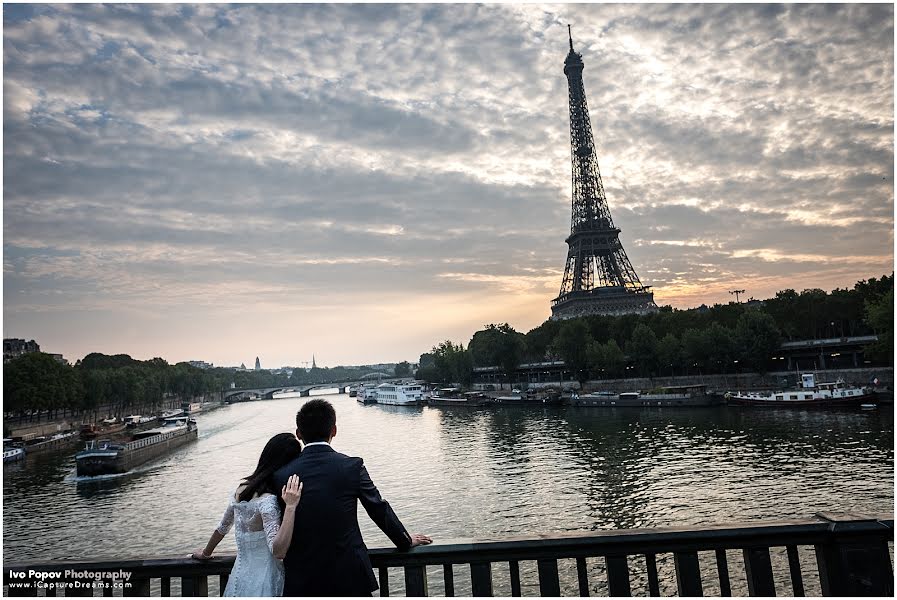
left=3, top=4, right=893, bottom=366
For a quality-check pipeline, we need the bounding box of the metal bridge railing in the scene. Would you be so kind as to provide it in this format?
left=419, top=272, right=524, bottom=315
left=4, top=513, right=892, bottom=597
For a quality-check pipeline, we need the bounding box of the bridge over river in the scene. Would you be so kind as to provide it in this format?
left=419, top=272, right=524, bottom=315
left=222, top=378, right=404, bottom=402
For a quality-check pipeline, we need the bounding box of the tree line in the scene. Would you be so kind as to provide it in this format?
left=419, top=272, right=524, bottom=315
left=3, top=353, right=230, bottom=422
left=416, top=274, right=894, bottom=387
left=4, top=352, right=420, bottom=421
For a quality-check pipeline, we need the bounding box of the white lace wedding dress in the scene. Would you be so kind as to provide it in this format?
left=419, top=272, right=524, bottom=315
left=215, top=491, right=285, bottom=597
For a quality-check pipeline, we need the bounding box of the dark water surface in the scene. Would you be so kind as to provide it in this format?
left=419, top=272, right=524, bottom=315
left=3, top=395, right=893, bottom=594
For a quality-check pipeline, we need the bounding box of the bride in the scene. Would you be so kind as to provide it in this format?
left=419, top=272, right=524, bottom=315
left=192, top=433, right=303, bottom=596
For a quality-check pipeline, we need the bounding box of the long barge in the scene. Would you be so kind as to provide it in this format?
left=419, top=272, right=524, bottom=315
left=75, top=418, right=197, bottom=477
left=19, top=431, right=81, bottom=455
left=568, top=384, right=719, bottom=407
left=427, top=390, right=492, bottom=407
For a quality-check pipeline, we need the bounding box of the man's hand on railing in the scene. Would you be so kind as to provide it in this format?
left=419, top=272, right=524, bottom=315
left=409, top=533, right=433, bottom=547
left=191, top=549, right=212, bottom=560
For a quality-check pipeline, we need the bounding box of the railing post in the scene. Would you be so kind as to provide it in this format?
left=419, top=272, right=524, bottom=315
left=605, top=555, right=631, bottom=596
left=814, top=513, right=894, bottom=596
left=62, top=578, right=94, bottom=596
left=124, top=577, right=150, bottom=596
left=674, top=551, right=703, bottom=597
left=404, top=565, right=428, bottom=597
left=742, top=547, right=775, bottom=596
left=181, top=574, right=208, bottom=596
left=537, top=559, right=561, bottom=596
left=470, top=562, right=493, bottom=597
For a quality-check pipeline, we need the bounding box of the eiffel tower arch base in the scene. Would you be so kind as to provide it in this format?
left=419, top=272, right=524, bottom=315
left=550, top=288, right=658, bottom=321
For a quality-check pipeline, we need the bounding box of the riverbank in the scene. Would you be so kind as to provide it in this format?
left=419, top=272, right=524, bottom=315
left=475, top=367, right=894, bottom=401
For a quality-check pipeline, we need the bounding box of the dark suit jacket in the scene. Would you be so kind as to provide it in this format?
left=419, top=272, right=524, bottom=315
left=273, top=444, right=412, bottom=596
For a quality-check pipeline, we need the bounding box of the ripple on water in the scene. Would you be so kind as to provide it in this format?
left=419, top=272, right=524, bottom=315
left=2, top=400, right=893, bottom=561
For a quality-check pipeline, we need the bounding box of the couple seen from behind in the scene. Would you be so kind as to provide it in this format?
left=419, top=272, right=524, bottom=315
left=193, top=399, right=432, bottom=596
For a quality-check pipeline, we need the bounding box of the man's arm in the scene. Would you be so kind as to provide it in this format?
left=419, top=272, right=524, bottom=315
left=357, top=462, right=413, bottom=550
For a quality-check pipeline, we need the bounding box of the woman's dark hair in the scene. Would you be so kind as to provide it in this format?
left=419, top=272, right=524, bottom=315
left=296, top=399, right=337, bottom=443
left=238, top=433, right=302, bottom=502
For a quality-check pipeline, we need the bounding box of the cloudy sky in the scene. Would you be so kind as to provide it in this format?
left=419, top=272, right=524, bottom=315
left=3, top=3, right=893, bottom=368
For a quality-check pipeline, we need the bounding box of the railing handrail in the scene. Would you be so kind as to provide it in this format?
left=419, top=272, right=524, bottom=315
left=6, top=513, right=892, bottom=576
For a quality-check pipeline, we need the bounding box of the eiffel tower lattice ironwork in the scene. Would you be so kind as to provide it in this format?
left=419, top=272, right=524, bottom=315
left=550, top=26, right=657, bottom=320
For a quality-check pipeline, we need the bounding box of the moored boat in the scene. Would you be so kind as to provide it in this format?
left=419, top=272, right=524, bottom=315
left=491, top=389, right=564, bottom=406
left=428, top=389, right=491, bottom=407
left=124, top=415, right=155, bottom=428
left=356, top=386, right=377, bottom=404
left=373, top=382, right=423, bottom=406
left=3, top=443, right=25, bottom=463
left=570, top=384, right=718, bottom=407
left=159, top=409, right=186, bottom=420
left=80, top=420, right=127, bottom=440
left=726, top=373, right=875, bottom=408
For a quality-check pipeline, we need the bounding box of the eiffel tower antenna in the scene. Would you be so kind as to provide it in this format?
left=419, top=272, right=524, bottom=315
left=551, top=26, right=657, bottom=320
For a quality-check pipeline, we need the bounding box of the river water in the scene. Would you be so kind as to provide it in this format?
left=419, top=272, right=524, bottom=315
left=3, top=394, right=893, bottom=595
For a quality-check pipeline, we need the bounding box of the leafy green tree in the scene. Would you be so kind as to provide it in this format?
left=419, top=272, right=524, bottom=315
left=394, top=361, right=412, bottom=378
left=415, top=365, right=440, bottom=383
left=682, top=328, right=711, bottom=373
left=627, top=324, right=660, bottom=376
left=735, top=310, right=782, bottom=373
left=432, top=341, right=472, bottom=386
left=865, top=288, right=894, bottom=364
left=468, top=324, right=526, bottom=389
left=657, top=333, right=683, bottom=376
left=551, top=320, right=594, bottom=386
left=589, top=339, right=625, bottom=378
left=705, top=323, right=737, bottom=373
left=523, top=320, right=561, bottom=361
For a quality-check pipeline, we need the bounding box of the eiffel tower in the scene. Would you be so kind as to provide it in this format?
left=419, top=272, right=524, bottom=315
left=551, top=26, right=657, bottom=320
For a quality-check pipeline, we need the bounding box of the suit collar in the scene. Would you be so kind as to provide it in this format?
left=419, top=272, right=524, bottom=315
left=302, top=443, right=335, bottom=453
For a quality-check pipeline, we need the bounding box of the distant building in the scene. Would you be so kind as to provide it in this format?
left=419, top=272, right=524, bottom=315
left=4, top=338, right=40, bottom=362
left=255, top=357, right=261, bottom=371
left=240, top=363, right=247, bottom=370
left=312, top=355, right=317, bottom=369
left=188, top=360, right=214, bottom=369
left=48, top=353, right=69, bottom=366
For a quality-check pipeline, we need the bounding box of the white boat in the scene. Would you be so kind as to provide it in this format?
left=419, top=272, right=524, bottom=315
left=727, top=373, right=875, bottom=408
left=356, top=386, right=377, bottom=404
left=159, top=409, right=186, bottom=420
left=3, top=446, right=25, bottom=463
left=124, top=415, right=155, bottom=428
left=374, top=382, right=423, bottom=406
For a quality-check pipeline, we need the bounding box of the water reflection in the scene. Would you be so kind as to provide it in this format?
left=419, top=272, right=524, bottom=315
left=3, top=398, right=893, bottom=564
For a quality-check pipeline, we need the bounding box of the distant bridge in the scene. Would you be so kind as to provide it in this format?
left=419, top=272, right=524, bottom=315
left=222, top=378, right=406, bottom=402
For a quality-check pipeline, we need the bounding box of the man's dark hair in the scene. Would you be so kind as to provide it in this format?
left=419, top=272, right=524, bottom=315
left=296, top=399, right=337, bottom=443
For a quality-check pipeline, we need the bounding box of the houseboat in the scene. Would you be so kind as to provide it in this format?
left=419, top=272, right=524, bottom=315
left=428, top=389, right=492, bottom=407
left=3, top=442, right=25, bottom=463
left=570, top=384, right=717, bottom=407
left=492, top=389, right=564, bottom=406
left=726, top=373, right=875, bottom=408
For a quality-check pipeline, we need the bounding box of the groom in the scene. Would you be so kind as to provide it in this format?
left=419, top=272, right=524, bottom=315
left=274, top=399, right=432, bottom=596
